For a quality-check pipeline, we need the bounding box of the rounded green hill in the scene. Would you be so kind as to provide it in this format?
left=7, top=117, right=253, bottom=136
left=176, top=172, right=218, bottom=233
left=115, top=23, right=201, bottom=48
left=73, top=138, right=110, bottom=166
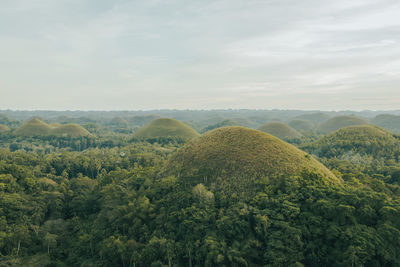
left=289, top=119, right=314, bottom=132
left=111, top=117, right=128, bottom=126
left=14, top=118, right=53, bottom=136
left=259, top=122, right=302, bottom=140
left=163, top=127, right=339, bottom=184
left=304, top=125, right=400, bottom=160
left=0, top=124, right=10, bottom=133
left=372, top=114, right=400, bottom=133
left=50, top=124, right=92, bottom=137
left=134, top=118, right=199, bottom=140
left=317, top=116, right=367, bottom=134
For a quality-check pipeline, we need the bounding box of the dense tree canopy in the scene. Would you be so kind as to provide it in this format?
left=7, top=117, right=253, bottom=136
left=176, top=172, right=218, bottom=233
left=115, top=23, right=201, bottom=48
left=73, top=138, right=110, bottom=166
left=1, top=112, right=400, bottom=266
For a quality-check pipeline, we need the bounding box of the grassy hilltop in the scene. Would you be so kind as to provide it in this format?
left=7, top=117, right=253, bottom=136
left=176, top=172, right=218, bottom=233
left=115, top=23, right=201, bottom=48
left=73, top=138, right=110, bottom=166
left=317, top=115, right=367, bottom=134
left=134, top=118, right=199, bottom=140
left=258, top=122, right=302, bottom=140
left=50, top=124, right=91, bottom=137
left=163, top=126, right=338, bottom=184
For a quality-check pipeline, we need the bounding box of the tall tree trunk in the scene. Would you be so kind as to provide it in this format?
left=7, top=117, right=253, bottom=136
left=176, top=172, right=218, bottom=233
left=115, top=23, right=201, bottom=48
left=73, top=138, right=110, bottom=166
left=17, top=240, right=21, bottom=256
left=188, top=249, right=192, bottom=267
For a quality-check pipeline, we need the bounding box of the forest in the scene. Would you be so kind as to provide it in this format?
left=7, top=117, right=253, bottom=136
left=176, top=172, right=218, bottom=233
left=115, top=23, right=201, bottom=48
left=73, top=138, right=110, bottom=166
left=1, top=110, right=400, bottom=267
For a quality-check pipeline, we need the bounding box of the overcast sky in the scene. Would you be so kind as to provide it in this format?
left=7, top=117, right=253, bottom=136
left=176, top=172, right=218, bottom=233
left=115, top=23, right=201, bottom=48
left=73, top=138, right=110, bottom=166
left=1, top=0, right=400, bottom=110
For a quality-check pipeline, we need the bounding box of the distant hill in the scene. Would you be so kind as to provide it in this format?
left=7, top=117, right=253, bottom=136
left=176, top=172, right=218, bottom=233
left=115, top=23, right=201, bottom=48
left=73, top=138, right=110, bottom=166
left=163, top=127, right=339, bottom=187
left=14, top=118, right=91, bottom=137
left=293, top=112, right=330, bottom=124
left=0, top=114, right=17, bottom=126
left=133, top=118, right=200, bottom=140
left=258, top=122, right=302, bottom=140
left=372, top=114, right=400, bottom=133
left=0, top=124, right=10, bottom=133
left=317, top=116, right=367, bottom=134
left=110, top=117, right=128, bottom=126
left=201, top=119, right=239, bottom=133
left=288, top=119, right=314, bottom=132
left=304, top=125, right=400, bottom=161
left=50, top=124, right=92, bottom=137
left=126, top=115, right=160, bottom=126
left=14, top=118, right=53, bottom=136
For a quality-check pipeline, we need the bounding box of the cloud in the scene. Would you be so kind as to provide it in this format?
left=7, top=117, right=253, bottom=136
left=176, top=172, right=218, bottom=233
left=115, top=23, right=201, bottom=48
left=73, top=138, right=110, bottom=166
left=0, top=0, right=399, bottom=110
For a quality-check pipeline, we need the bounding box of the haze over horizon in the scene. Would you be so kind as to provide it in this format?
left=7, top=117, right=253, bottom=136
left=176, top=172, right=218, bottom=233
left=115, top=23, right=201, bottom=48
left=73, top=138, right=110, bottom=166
left=1, top=0, right=400, bottom=110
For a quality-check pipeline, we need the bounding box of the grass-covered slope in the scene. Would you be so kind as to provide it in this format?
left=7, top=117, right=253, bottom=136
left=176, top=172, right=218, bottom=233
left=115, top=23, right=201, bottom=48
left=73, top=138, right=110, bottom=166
left=372, top=114, right=400, bottom=133
left=304, top=125, right=400, bottom=160
left=0, top=124, right=10, bottom=133
left=134, top=118, right=200, bottom=140
left=317, top=115, right=367, bottom=134
left=14, top=118, right=53, bottom=136
left=289, top=119, right=314, bottom=132
left=163, top=126, right=338, bottom=183
left=258, top=122, right=302, bottom=140
left=50, top=124, right=92, bottom=137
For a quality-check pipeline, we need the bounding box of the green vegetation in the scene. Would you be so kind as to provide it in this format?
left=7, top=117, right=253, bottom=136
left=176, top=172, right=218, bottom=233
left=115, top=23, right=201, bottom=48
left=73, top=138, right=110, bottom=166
left=133, top=118, right=200, bottom=140
left=317, top=115, right=368, bottom=134
left=0, top=124, right=10, bottom=133
left=372, top=114, right=400, bottom=133
left=288, top=119, right=314, bottom=132
left=259, top=122, right=302, bottom=140
left=1, top=110, right=400, bottom=266
left=163, top=126, right=338, bottom=184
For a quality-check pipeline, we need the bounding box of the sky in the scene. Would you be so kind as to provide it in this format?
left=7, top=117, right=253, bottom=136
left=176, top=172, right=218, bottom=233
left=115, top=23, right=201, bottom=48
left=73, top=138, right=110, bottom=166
left=1, top=0, right=400, bottom=111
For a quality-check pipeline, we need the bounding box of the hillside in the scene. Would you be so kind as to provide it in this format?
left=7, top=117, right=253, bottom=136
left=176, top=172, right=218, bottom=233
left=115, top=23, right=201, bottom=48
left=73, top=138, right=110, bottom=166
left=14, top=118, right=53, bottom=136
left=50, top=124, right=92, bottom=137
left=288, top=119, right=314, bottom=132
left=317, top=115, right=367, bottom=134
left=304, top=125, right=400, bottom=161
left=0, top=124, right=10, bottom=133
left=258, top=122, right=302, bottom=140
left=372, top=114, right=400, bottom=133
left=133, top=118, right=200, bottom=140
left=163, top=126, right=339, bottom=186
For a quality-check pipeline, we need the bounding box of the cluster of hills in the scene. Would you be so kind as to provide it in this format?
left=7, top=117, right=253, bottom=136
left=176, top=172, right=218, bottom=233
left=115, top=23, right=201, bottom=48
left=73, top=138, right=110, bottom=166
left=12, top=118, right=91, bottom=137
